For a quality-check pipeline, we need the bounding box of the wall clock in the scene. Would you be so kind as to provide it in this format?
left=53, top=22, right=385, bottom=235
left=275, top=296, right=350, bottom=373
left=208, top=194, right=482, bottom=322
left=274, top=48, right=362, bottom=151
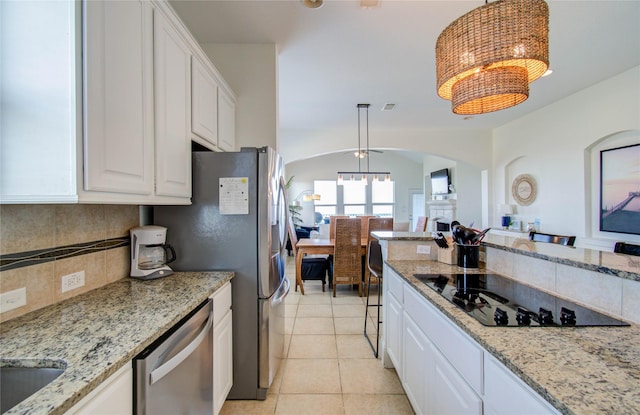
left=512, top=174, right=537, bottom=206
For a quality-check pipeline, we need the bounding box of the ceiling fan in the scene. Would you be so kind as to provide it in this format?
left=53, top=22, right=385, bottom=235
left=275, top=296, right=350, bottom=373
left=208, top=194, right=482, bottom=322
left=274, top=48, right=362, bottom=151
left=349, top=149, right=384, bottom=159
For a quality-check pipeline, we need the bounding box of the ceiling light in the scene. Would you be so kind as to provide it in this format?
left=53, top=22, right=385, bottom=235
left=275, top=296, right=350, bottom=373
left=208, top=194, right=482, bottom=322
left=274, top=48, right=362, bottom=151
left=337, top=104, right=390, bottom=185
left=301, top=0, right=323, bottom=9
left=360, top=0, right=381, bottom=9
left=382, top=103, right=396, bottom=111
left=435, top=0, right=549, bottom=115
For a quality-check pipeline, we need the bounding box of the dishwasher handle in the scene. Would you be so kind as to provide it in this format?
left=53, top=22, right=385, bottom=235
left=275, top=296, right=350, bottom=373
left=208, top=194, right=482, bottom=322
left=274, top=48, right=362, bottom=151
left=149, top=311, right=213, bottom=385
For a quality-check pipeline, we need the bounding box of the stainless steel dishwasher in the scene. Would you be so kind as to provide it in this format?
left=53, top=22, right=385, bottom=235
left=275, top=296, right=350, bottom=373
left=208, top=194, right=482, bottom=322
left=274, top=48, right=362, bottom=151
left=134, top=299, right=213, bottom=415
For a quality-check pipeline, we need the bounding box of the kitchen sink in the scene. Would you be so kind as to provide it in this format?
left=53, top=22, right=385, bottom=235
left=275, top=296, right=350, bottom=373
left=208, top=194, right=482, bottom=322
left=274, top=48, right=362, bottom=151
left=0, top=364, right=66, bottom=413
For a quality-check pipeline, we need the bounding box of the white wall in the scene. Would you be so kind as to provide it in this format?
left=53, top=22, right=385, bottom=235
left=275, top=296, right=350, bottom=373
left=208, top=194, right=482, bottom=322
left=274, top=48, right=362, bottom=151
left=286, top=151, right=423, bottom=226
left=201, top=43, right=278, bottom=151
left=493, top=66, right=640, bottom=248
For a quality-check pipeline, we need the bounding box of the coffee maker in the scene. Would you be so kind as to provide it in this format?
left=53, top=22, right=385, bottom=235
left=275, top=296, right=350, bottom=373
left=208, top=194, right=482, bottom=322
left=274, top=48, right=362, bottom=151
left=130, top=225, right=176, bottom=280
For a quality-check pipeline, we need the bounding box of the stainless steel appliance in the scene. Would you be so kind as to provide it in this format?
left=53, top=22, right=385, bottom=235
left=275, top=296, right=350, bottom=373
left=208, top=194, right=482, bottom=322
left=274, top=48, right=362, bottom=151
left=130, top=225, right=176, bottom=279
left=154, top=147, right=289, bottom=400
left=415, top=273, right=630, bottom=327
left=134, top=299, right=213, bottom=415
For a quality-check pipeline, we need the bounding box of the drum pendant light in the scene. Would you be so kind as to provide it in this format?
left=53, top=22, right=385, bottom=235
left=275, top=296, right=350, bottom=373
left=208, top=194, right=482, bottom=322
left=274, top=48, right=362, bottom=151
left=436, top=0, right=549, bottom=115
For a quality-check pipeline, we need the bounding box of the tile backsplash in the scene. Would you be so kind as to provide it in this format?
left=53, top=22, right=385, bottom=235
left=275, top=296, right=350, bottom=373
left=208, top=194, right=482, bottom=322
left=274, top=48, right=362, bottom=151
left=0, top=204, right=139, bottom=322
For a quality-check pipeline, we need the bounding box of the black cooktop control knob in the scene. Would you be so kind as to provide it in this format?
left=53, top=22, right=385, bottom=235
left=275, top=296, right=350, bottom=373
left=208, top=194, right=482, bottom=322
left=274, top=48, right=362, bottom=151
left=494, top=307, right=509, bottom=326
left=538, top=307, right=554, bottom=325
left=516, top=307, right=531, bottom=326
left=560, top=307, right=577, bottom=326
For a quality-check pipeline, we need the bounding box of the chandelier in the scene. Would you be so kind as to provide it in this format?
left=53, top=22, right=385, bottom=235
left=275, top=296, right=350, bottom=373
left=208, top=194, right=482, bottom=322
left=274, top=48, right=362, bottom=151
left=337, top=104, right=390, bottom=185
left=435, top=0, right=549, bottom=115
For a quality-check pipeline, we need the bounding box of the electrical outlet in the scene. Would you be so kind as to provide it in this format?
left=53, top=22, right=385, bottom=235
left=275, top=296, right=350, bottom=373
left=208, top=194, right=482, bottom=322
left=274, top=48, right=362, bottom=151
left=62, top=271, right=85, bottom=293
left=0, top=287, right=27, bottom=313
left=416, top=245, right=431, bottom=254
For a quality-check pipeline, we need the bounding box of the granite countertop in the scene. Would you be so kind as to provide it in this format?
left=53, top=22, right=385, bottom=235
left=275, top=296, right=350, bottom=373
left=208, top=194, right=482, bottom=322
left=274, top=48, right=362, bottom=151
left=0, top=271, right=233, bottom=415
left=386, top=260, right=640, bottom=415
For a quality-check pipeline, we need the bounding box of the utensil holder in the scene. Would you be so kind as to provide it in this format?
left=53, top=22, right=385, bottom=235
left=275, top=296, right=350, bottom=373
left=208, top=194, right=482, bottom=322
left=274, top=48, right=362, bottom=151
left=437, top=239, right=457, bottom=265
left=457, top=244, right=479, bottom=269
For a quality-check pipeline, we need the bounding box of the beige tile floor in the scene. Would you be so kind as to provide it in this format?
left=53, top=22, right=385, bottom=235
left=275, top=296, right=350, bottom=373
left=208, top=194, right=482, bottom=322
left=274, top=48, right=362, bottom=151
left=220, top=256, right=414, bottom=415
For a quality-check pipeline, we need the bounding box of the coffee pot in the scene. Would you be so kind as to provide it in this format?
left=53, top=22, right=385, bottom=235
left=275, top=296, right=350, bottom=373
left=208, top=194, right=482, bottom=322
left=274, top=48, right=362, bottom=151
left=130, top=225, right=176, bottom=280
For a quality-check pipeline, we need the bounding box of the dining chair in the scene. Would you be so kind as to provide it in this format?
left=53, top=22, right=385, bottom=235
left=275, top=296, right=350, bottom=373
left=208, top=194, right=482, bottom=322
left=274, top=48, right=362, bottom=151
left=364, top=217, right=393, bottom=295
left=528, top=231, right=576, bottom=247
left=329, top=215, right=348, bottom=239
left=414, top=216, right=428, bottom=232
left=287, top=215, right=328, bottom=291
left=332, top=217, right=362, bottom=297
left=364, top=238, right=383, bottom=357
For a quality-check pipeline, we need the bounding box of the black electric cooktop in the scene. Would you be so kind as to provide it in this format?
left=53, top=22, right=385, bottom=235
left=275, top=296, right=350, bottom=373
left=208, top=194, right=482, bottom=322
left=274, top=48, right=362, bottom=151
left=414, top=273, right=630, bottom=327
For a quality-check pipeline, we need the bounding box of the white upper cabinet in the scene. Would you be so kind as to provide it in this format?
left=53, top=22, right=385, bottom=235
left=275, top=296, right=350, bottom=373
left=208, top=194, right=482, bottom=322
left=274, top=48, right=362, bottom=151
left=1, top=0, right=235, bottom=204
left=191, top=56, right=220, bottom=149
left=83, top=0, right=154, bottom=196
left=153, top=9, right=192, bottom=198
left=218, top=89, right=236, bottom=152
left=0, top=0, right=78, bottom=203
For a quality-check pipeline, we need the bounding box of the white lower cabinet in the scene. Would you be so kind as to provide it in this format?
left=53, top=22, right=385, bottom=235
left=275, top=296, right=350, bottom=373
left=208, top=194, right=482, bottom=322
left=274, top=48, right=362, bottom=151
left=402, top=313, right=430, bottom=414
left=384, top=267, right=558, bottom=415
left=484, top=354, right=560, bottom=415
left=66, top=364, right=132, bottom=415
left=430, top=345, right=482, bottom=415
left=211, top=282, right=233, bottom=415
left=386, top=292, right=403, bottom=371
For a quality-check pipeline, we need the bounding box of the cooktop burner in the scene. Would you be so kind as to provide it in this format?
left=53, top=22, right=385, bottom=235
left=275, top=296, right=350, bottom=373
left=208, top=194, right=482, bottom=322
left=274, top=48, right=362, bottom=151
left=414, top=273, right=629, bottom=327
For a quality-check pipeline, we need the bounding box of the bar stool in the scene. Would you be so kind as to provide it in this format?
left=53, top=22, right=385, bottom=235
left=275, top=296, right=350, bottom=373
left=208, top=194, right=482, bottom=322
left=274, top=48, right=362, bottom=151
left=364, top=238, right=383, bottom=357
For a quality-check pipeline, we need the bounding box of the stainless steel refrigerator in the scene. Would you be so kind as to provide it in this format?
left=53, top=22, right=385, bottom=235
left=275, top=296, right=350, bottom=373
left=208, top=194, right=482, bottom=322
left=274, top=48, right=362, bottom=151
left=153, top=147, right=289, bottom=400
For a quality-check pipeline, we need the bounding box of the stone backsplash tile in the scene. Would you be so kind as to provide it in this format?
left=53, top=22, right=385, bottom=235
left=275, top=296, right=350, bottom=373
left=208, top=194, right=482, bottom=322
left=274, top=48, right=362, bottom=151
left=556, top=263, right=623, bottom=317
left=512, top=254, right=556, bottom=292
left=0, top=205, right=55, bottom=255
left=54, top=205, right=106, bottom=246
left=622, top=279, right=640, bottom=324
left=0, top=204, right=138, bottom=322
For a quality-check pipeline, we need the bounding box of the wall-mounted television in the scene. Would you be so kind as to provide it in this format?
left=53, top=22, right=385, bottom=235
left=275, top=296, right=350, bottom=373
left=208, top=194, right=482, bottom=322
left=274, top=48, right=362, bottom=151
left=430, top=168, right=450, bottom=195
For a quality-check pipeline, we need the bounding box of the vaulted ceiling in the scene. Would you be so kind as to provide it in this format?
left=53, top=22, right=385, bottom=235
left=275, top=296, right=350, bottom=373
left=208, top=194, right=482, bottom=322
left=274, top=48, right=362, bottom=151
left=171, top=0, right=640, bottom=153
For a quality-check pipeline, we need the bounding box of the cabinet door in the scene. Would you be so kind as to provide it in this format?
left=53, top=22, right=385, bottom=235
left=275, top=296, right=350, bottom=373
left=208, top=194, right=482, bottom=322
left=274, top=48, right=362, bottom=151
left=217, top=89, right=236, bottom=152
left=402, top=313, right=430, bottom=415
left=154, top=10, right=192, bottom=198
left=191, top=56, right=219, bottom=149
left=386, top=293, right=403, bottom=372
left=214, top=310, right=233, bottom=415
left=430, top=345, right=483, bottom=415
left=83, top=0, right=154, bottom=195
left=67, top=364, right=132, bottom=415
left=484, top=354, right=559, bottom=415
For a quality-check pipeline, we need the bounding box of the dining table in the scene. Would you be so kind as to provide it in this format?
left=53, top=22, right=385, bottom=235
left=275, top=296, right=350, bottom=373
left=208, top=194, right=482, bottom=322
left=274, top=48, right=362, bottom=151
left=294, top=237, right=368, bottom=294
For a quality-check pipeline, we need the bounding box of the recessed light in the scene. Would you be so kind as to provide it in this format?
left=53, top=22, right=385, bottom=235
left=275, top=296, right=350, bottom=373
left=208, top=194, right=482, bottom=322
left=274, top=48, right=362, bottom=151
left=382, top=103, right=396, bottom=111
left=542, top=69, right=553, bottom=77
left=301, top=0, right=323, bottom=9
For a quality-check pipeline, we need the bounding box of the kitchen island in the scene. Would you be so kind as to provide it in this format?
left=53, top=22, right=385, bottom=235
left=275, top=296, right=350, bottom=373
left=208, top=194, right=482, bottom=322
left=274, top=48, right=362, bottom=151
left=0, top=271, right=233, bottom=415
left=385, top=259, right=640, bottom=415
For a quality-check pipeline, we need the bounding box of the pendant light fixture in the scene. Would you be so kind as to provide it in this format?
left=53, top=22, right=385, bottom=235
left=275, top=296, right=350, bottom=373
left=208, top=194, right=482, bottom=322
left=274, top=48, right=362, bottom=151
left=337, top=104, right=390, bottom=186
left=435, top=0, right=549, bottom=115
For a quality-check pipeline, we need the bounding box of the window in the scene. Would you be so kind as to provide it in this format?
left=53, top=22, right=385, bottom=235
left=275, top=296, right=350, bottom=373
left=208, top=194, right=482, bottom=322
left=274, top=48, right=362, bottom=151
left=372, top=180, right=394, bottom=217
left=314, top=179, right=395, bottom=219
left=314, top=180, right=337, bottom=219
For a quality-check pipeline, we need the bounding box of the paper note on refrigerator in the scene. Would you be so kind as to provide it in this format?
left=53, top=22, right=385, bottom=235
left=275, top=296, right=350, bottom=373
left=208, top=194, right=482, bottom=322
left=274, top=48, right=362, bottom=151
left=219, top=177, right=249, bottom=214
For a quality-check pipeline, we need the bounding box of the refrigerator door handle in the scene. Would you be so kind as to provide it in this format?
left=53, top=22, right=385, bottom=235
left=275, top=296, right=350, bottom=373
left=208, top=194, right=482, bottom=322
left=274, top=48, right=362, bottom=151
left=278, top=176, right=290, bottom=254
